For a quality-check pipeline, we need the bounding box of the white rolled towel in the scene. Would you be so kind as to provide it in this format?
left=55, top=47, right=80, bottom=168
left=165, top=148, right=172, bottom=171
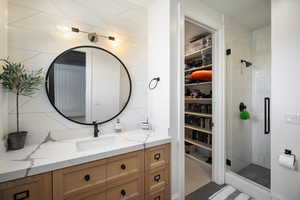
left=234, top=193, right=250, bottom=200
left=209, top=185, right=236, bottom=200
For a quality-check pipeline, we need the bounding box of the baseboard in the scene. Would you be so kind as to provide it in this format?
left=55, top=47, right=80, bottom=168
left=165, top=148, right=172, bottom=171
left=225, top=171, right=271, bottom=200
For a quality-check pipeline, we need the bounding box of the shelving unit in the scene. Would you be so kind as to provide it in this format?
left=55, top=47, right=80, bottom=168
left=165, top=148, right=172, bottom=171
left=185, top=97, right=212, bottom=102
left=185, top=64, right=212, bottom=73
left=185, top=46, right=212, bottom=59
left=185, top=138, right=212, bottom=151
left=185, top=124, right=212, bottom=134
left=184, top=32, right=213, bottom=165
left=185, top=81, right=212, bottom=87
left=185, top=111, right=212, bottom=118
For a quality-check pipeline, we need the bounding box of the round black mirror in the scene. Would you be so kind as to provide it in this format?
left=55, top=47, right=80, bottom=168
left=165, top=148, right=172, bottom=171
left=45, top=46, right=132, bottom=125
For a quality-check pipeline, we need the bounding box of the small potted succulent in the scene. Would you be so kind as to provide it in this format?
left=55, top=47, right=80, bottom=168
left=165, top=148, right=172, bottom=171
left=0, top=59, right=43, bottom=151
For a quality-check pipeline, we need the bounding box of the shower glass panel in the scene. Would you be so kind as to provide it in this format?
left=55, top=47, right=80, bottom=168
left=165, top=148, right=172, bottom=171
left=225, top=0, right=271, bottom=189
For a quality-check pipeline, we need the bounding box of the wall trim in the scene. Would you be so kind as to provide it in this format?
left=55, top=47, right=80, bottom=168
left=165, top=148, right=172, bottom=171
left=183, top=15, right=226, bottom=186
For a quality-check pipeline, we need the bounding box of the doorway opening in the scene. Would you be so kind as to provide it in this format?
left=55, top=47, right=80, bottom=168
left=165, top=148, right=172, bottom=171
left=184, top=19, right=214, bottom=197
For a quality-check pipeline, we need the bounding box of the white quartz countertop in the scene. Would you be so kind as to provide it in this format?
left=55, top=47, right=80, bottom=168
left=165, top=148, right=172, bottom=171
left=0, top=130, right=171, bottom=183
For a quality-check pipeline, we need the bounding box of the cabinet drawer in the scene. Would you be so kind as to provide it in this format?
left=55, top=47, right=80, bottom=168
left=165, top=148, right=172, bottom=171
left=69, top=190, right=105, bottom=200
left=0, top=173, right=52, bottom=200
left=53, top=159, right=107, bottom=200
left=145, top=187, right=170, bottom=200
left=145, top=144, right=170, bottom=171
left=106, top=174, right=144, bottom=200
left=107, top=150, right=144, bottom=183
left=145, top=166, right=169, bottom=194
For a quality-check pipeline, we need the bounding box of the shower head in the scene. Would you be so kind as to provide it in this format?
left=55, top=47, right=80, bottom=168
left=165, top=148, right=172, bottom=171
left=241, top=59, right=252, bottom=67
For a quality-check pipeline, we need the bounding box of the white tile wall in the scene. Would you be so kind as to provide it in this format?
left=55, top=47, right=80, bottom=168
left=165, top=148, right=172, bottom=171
left=7, top=1, right=148, bottom=145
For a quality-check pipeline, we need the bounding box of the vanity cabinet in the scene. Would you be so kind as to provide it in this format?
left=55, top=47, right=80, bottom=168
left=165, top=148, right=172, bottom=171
left=0, top=172, right=52, bottom=200
left=0, top=144, right=170, bottom=200
left=145, top=144, right=170, bottom=200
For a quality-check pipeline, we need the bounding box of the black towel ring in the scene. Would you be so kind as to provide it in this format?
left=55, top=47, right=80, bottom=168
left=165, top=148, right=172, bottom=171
left=149, top=77, right=160, bottom=90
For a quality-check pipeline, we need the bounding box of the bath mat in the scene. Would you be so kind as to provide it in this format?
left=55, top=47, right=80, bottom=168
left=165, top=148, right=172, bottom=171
left=209, top=185, right=253, bottom=200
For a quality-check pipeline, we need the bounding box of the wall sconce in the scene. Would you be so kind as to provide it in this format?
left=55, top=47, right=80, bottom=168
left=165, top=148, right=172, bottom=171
left=71, top=27, right=115, bottom=43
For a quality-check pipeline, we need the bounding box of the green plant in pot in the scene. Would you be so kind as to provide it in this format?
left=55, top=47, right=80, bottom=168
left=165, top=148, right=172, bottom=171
left=0, top=59, right=43, bottom=151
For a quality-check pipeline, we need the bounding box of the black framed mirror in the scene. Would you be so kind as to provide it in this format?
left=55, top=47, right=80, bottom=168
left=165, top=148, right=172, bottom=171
left=45, top=46, right=132, bottom=125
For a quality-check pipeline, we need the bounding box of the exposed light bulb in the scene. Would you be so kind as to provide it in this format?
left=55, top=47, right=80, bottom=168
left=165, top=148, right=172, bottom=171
left=56, top=25, right=71, bottom=33
left=111, top=38, right=120, bottom=47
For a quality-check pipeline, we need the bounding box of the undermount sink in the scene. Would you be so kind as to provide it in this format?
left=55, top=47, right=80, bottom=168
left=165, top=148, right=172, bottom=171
left=76, top=134, right=136, bottom=152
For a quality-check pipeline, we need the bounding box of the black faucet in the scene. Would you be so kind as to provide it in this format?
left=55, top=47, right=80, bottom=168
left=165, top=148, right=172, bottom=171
left=93, top=121, right=99, bottom=137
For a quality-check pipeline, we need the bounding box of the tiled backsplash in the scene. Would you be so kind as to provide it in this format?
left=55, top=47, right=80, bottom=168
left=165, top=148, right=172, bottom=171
left=6, top=0, right=148, bottom=145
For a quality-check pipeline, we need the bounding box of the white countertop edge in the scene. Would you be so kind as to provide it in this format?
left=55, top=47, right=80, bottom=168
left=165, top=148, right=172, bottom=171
left=0, top=135, right=171, bottom=183
left=145, top=137, right=172, bottom=148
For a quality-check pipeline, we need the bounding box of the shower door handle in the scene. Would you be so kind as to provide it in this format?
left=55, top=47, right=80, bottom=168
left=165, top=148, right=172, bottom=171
left=264, top=97, right=270, bottom=134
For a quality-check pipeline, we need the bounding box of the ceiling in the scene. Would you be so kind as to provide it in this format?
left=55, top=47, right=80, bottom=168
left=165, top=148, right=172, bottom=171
left=200, top=0, right=271, bottom=30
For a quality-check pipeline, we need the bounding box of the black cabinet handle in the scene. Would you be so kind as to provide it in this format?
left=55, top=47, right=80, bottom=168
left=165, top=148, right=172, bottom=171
left=120, top=164, right=126, bottom=170
left=14, top=190, right=30, bottom=200
left=154, top=174, right=161, bottom=182
left=264, top=97, right=270, bottom=134
left=120, top=189, right=126, bottom=196
left=84, top=174, right=91, bottom=181
left=154, top=153, right=161, bottom=161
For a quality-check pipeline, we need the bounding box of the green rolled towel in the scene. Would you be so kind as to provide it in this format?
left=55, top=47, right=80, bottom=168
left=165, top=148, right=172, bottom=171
left=240, top=111, right=250, bottom=120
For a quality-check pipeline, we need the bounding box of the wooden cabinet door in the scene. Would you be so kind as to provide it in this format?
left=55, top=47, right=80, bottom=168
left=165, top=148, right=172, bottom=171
left=106, top=174, right=144, bottom=200
left=0, top=173, right=52, bottom=200
left=106, top=150, right=144, bottom=185
left=53, top=159, right=107, bottom=200
left=145, top=166, right=170, bottom=194
left=145, top=144, right=170, bottom=171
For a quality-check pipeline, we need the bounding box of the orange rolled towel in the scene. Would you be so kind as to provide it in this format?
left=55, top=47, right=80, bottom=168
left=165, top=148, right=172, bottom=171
left=189, top=70, right=212, bottom=81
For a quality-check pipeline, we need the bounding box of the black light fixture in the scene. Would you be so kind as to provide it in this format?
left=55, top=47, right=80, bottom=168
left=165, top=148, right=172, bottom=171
left=71, top=27, right=115, bottom=42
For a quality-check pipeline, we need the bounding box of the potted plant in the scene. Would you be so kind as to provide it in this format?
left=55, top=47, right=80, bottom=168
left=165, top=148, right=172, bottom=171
left=0, top=59, right=43, bottom=151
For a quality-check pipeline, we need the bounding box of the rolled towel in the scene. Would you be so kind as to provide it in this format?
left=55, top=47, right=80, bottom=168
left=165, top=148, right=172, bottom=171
left=189, top=70, right=212, bottom=81
left=234, top=193, right=250, bottom=200
left=209, top=185, right=236, bottom=200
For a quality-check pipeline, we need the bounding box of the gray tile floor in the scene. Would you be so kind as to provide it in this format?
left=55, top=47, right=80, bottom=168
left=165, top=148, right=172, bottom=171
left=186, top=182, right=224, bottom=200
left=237, top=164, right=270, bottom=189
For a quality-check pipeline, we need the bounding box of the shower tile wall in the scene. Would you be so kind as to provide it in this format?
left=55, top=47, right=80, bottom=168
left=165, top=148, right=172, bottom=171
left=5, top=1, right=148, bottom=146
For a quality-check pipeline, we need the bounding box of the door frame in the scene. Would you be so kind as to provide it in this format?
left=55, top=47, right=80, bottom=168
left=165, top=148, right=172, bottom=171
left=175, top=12, right=226, bottom=199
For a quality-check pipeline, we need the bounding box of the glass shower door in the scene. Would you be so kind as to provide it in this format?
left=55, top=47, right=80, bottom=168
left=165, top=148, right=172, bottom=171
left=226, top=24, right=271, bottom=189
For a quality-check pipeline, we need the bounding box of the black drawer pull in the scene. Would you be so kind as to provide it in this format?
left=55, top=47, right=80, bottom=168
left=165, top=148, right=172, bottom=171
left=84, top=174, right=91, bottom=181
left=154, top=174, right=161, bottom=182
left=121, top=189, right=126, bottom=196
left=154, top=196, right=161, bottom=200
left=154, top=153, right=161, bottom=161
left=120, top=164, right=126, bottom=170
left=14, top=190, right=30, bottom=200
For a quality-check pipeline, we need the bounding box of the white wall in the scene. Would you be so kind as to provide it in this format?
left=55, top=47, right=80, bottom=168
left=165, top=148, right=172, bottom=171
left=272, top=0, right=300, bottom=199
left=7, top=0, right=148, bottom=145
left=0, top=0, right=8, bottom=152
left=147, top=0, right=170, bottom=133
left=225, top=16, right=253, bottom=172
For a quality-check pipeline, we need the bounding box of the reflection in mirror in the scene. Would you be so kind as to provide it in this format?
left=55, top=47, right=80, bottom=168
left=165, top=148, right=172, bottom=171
left=46, top=46, right=131, bottom=125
